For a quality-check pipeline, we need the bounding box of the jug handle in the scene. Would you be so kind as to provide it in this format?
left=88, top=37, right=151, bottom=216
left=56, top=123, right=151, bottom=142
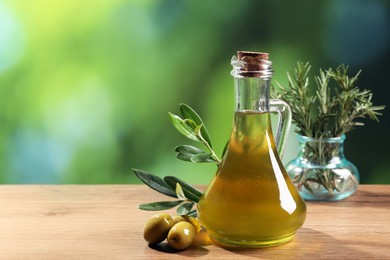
left=270, top=99, right=292, bottom=158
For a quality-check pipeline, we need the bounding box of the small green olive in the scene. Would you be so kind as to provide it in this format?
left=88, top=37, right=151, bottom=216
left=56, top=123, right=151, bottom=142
left=167, top=221, right=196, bottom=250
left=172, top=215, right=201, bottom=234
left=143, top=213, right=174, bottom=244
left=172, top=215, right=186, bottom=224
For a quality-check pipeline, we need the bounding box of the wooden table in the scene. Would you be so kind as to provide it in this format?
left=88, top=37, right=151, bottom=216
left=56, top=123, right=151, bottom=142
left=0, top=185, right=389, bottom=259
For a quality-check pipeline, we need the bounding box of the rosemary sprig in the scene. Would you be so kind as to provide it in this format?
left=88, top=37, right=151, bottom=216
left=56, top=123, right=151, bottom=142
left=274, top=62, right=316, bottom=137
left=273, top=62, right=385, bottom=138
left=273, top=62, right=385, bottom=194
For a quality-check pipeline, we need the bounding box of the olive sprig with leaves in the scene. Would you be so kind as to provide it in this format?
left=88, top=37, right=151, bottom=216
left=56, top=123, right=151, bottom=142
left=169, top=103, right=221, bottom=166
left=133, top=104, right=221, bottom=217
left=133, top=169, right=202, bottom=217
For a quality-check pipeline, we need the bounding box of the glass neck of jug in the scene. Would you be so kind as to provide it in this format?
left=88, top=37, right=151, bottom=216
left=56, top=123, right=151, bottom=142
left=233, top=77, right=271, bottom=112
left=231, top=52, right=273, bottom=113
left=230, top=51, right=291, bottom=158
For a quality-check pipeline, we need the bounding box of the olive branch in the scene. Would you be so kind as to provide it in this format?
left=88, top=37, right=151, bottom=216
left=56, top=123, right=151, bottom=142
left=133, top=104, right=222, bottom=217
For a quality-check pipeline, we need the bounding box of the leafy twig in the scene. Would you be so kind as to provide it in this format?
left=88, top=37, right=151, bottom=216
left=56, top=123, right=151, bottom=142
left=273, top=62, right=385, bottom=194
left=133, top=169, right=202, bottom=216
left=273, top=62, right=385, bottom=139
left=133, top=104, right=222, bottom=217
left=169, top=104, right=221, bottom=166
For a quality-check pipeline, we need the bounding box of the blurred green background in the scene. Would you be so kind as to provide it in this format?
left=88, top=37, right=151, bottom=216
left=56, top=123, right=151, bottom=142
left=0, top=0, right=389, bottom=185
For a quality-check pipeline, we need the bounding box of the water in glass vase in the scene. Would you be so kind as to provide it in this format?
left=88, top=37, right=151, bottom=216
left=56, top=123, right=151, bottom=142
left=198, top=111, right=306, bottom=247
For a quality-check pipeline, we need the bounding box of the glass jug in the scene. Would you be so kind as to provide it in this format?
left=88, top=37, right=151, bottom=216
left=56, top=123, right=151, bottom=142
left=197, top=51, right=306, bottom=248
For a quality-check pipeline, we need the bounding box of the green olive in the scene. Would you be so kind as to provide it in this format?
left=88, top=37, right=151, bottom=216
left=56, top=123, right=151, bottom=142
left=167, top=221, right=196, bottom=250
left=172, top=215, right=186, bottom=224
left=172, top=215, right=201, bottom=234
left=143, top=213, right=174, bottom=244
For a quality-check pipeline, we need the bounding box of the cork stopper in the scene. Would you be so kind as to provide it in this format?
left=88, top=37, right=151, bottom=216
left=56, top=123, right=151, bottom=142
left=232, top=51, right=272, bottom=78
left=237, top=51, right=269, bottom=60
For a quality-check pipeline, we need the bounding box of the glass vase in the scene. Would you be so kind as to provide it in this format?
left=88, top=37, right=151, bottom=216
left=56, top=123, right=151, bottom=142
left=286, top=135, right=359, bottom=201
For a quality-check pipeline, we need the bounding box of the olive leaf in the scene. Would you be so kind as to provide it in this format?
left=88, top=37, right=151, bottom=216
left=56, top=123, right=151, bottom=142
left=132, top=169, right=177, bottom=198
left=168, top=112, right=201, bottom=143
left=175, top=145, right=204, bottom=161
left=190, top=153, right=214, bottom=163
left=175, top=145, right=215, bottom=163
left=175, top=183, right=187, bottom=201
left=179, top=103, right=212, bottom=148
left=186, top=209, right=198, bottom=217
left=176, top=202, right=194, bottom=215
left=164, top=176, right=202, bottom=203
left=184, top=118, right=198, bottom=130
left=169, top=104, right=222, bottom=166
left=139, top=200, right=184, bottom=211
left=133, top=169, right=203, bottom=216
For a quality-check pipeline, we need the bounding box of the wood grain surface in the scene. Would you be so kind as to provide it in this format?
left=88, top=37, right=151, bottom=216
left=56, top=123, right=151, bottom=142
left=0, top=185, right=389, bottom=259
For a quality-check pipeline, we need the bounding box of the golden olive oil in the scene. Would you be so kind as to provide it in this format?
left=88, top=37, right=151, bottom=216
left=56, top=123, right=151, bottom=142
left=198, top=111, right=306, bottom=247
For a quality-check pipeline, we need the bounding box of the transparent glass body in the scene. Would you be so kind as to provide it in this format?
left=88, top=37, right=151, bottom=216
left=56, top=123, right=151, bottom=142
left=197, top=53, right=306, bottom=248
left=286, top=135, right=359, bottom=201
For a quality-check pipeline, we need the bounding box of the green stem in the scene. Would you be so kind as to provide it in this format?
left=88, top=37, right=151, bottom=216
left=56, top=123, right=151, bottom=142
left=198, top=134, right=221, bottom=166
